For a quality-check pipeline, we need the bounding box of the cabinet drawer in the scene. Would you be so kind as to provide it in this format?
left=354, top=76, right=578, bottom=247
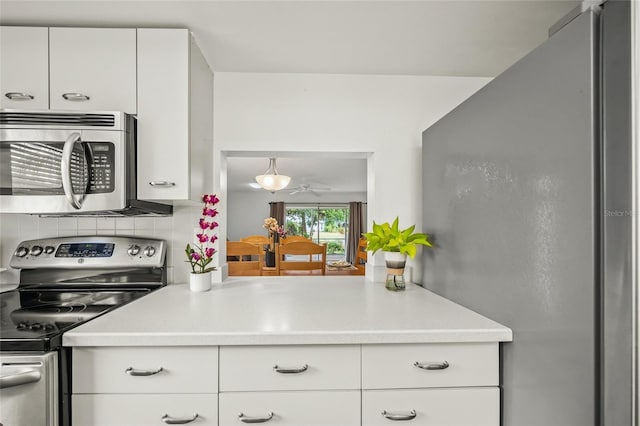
left=219, top=345, right=359, bottom=391
left=73, top=394, right=217, bottom=426
left=219, top=391, right=360, bottom=426
left=362, top=343, right=497, bottom=389
left=362, top=388, right=499, bottom=426
left=73, top=347, right=218, bottom=394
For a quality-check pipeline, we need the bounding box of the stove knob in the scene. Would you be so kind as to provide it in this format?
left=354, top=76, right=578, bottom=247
left=30, top=245, right=43, bottom=256
left=44, top=246, right=55, bottom=255
left=127, top=245, right=141, bottom=256
left=15, top=246, right=29, bottom=257
left=143, top=246, right=156, bottom=257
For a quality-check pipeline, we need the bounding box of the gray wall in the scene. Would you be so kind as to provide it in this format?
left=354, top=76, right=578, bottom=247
left=421, top=10, right=599, bottom=426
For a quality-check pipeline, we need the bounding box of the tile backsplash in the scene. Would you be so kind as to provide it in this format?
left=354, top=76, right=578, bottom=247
left=0, top=205, right=204, bottom=285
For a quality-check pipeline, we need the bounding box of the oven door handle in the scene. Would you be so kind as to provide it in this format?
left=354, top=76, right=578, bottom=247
left=0, top=368, right=41, bottom=389
left=61, top=132, right=85, bottom=210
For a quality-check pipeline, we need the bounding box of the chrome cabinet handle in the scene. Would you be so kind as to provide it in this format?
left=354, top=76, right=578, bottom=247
left=62, top=93, right=90, bottom=101
left=273, top=364, right=308, bottom=374
left=381, top=410, right=417, bottom=421
left=161, top=413, right=198, bottom=424
left=149, top=181, right=176, bottom=188
left=0, top=369, right=41, bottom=389
left=238, top=412, right=274, bottom=423
left=124, top=366, right=163, bottom=376
left=5, top=92, right=34, bottom=100
left=413, top=360, right=450, bottom=370
left=61, top=132, right=84, bottom=210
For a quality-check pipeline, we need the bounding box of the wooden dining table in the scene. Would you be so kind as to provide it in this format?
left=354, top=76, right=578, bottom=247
left=260, top=263, right=364, bottom=276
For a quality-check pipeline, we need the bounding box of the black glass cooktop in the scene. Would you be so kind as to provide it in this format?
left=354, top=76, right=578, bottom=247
left=0, top=287, right=150, bottom=351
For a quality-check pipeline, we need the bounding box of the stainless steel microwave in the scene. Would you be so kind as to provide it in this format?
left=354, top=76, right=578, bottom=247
left=0, top=110, right=172, bottom=215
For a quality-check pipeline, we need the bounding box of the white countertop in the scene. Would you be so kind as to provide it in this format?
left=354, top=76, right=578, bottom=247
left=63, top=277, right=512, bottom=347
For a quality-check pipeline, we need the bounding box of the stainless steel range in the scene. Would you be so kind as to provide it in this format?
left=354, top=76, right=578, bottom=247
left=0, top=236, right=166, bottom=426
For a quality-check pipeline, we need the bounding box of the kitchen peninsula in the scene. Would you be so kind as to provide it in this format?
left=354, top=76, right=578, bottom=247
left=64, top=277, right=511, bottom=426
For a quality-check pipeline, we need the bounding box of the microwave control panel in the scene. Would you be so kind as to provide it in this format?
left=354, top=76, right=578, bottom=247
left=88, top=143, right=114, bottom=193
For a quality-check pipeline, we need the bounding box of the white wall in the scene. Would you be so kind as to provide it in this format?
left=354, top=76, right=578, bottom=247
left=227, top=190, right=366, bottom=241
left=0, top=205, right=205, bottom=285
left=214, top=72, right=490, bottom=279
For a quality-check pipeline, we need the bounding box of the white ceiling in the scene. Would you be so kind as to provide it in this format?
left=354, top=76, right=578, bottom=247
left=226, top=155, right=368, bottom=193
left=0, top=0, right=578, bottom=77
left=0, top=0, right=578, bottom=192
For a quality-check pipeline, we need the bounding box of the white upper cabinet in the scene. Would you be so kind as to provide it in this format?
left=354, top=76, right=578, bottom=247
left=137, top=29, right=213, bottom=201
left=49, top=28, right=137, bottom=113
left=0, top=27, right=49, bottom=109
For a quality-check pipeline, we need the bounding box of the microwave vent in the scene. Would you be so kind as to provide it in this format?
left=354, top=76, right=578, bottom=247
left=0, top=112, right=116, bottom=127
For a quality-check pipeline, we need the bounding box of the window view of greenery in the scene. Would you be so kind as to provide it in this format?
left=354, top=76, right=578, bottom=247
left=285, top=205, right=349, bottom=259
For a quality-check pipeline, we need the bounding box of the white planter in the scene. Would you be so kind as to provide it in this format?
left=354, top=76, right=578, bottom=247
left=384, top=252, right=407, bottom=291
left=189, top=272, right=212, bottom=292
left=384, top=252, right=407, bottom=268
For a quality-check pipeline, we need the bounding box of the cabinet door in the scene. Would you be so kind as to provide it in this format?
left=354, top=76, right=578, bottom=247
left=137, top=28, right=190, bottom=200
left=49, top=28, right=136, bottom=113
left=73, top=394, right=217, bottom=426
left=219, top=391, right=360, bottom=426
left=362, top=388, right=499, bottom=426
left=0, top=27, right=49, bottom=109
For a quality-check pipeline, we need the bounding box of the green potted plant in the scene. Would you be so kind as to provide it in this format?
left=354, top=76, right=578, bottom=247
left=363, top=217, right=433, bottom=291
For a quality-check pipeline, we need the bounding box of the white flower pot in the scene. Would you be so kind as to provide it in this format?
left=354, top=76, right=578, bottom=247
left=384, top=252, right=407, bottom=291
left=189, top=272, right=212, bottom=292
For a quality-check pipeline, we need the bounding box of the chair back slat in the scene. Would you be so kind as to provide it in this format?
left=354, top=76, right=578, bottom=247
left=276, top=241, right=327, bottom=275
left=227, top=241, right=263, bottom=276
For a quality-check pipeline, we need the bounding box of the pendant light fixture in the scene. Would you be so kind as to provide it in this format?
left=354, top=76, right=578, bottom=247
left=255, top=158, right=291, bottom=192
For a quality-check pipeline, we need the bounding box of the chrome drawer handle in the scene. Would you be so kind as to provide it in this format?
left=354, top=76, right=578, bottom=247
left=124, top=366, right=163, bottom=376
left=273, top=364, right=308, bottom=374
left=62, top=93, right=90, bottom=101
left=149, top=181, right=176, bottom=187
left=413, top=360, right=450, bottom=370
left=381, top=410, right=417, bottom=421
left=5, top=92, right=34, bottom=100
left=162, top=413, right=199, bottom=424
left=238, top=412, right=274, bottom=423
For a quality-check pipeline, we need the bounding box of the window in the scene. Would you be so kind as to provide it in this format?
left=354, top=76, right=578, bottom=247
left=285, top=204, right=349, bottom=260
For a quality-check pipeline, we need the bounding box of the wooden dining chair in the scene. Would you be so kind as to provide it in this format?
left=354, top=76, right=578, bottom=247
left=279, top=235, right=313, bottom=245
left=240, top=235, right=270, bottom=246
left=227, top=241, right=263, bottom=276
left=276, top=241, right=327, bottom=275
left=355, top=237, right=368, bottom=274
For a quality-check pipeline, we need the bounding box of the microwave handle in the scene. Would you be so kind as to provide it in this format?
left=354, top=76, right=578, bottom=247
left=61, top=132, right=84, bottom=210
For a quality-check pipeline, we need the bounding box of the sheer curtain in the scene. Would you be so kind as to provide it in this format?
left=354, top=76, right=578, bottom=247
left=269, top=202, right=286, bottom=228
left=346, top=202, right=363, bottom=263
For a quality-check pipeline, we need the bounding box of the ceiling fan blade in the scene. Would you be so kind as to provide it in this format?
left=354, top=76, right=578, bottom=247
left=310, top=189, right=321, bottom=197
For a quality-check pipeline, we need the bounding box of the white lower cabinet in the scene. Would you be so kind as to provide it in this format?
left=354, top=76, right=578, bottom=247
left=72, top=343, right=502, bottom=425
left=72, top=394, right=217, bottom=426
left=362, top=388, right=499, bottom=426
left=219, top=391, right=360, bottom=426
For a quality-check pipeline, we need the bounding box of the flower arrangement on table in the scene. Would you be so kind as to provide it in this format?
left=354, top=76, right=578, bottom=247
left=263, top=217, right=287, bottom=253
left=185, top=194, right=220, bottom=274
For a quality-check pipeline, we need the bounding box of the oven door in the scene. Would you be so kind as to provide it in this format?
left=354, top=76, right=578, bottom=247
left=0, top=129, right=126, bottom=214
left=0, top=351, right=58, bottom=426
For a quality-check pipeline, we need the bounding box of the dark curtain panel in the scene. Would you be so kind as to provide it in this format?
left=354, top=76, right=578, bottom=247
left=269, top=202, right=286, bottom=228
left=346, top=201, right=363, bottom=263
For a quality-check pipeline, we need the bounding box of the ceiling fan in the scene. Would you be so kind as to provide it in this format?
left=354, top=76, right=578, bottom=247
left=289, top=184, right=331, bottom=196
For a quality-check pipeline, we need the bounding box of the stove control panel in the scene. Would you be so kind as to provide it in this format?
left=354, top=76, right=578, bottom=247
left=10, top=236, right=166, bottom=269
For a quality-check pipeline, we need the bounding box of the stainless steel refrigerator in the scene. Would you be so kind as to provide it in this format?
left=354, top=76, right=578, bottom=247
left=421, top=2, right=633, bottom=425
